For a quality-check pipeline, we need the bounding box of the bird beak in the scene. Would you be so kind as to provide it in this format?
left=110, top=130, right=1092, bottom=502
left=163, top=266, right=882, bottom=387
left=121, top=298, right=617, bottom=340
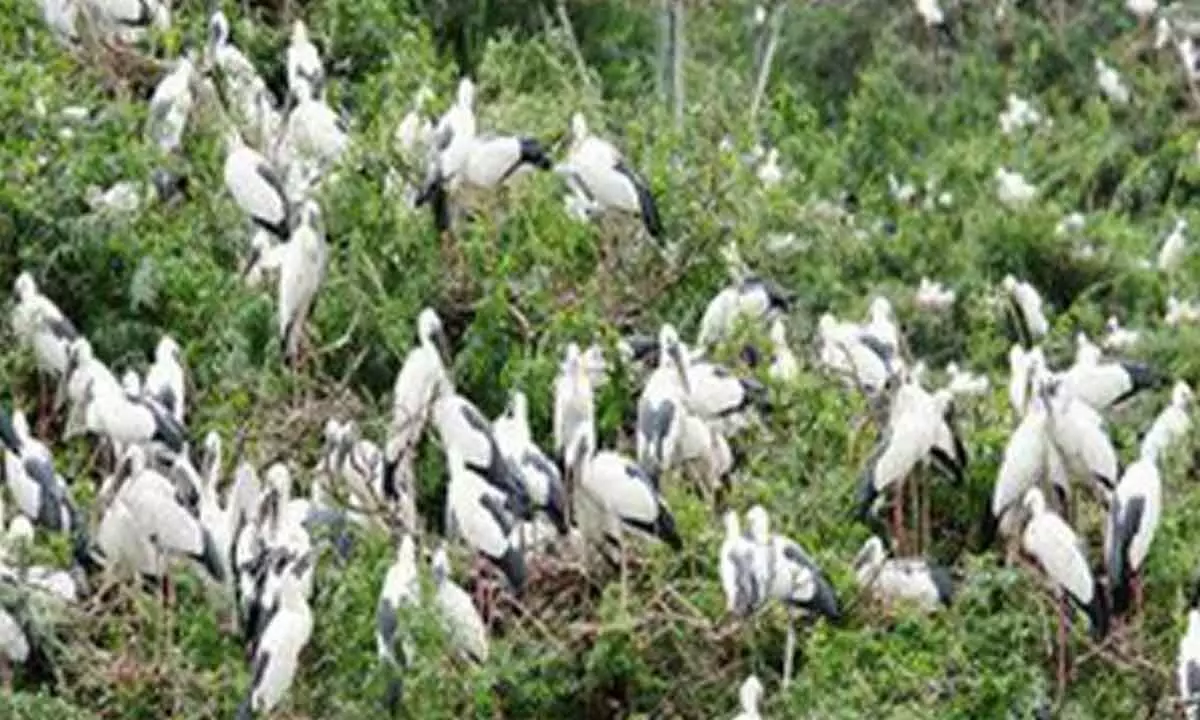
left=851, top=544, right=871, bottom=571
left=434, top=327, right=451, bottom=367
left=241, top=246, right=262, bottom=279
left=669, top=344, right=691, bottom=395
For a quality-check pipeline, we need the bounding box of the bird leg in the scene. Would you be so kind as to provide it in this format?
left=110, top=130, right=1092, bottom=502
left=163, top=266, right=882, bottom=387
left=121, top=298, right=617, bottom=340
left=0, top=657, right=10, bottom=692
left=1055, top=594, right=1069, bottom=702
left=891, top=482, right=907, bottom=555
left=619, top=545, right=629, bottom=615
left=36, top=375, right=54, bottom=438
left=782, top=608, right=797, bottom=690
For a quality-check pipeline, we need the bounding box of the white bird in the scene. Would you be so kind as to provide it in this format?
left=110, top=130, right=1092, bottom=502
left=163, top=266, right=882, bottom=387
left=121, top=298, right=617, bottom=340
left=62, top=338, right=121, bottom=437
left=40, top=0, right=79, bottom=44
left=1127, top=0, right=1157, bottom=19
left=554, top=343, right=597, bottom=492
left=1159, top=217, right=1188, bottom=273
left=430, top=546, right=488, bottom=663
left=744, top=506, right=839, bottom=688
left=243, top=231, right=286, bottom=288
left=206, top=11, right=278, bottom=145
left=1141, top=382, right=1193, bottom=459
left=1002, top=275, right=1049, bottom=344
left=1179, top=580, right=1200, bottom=720
left=423, top=78, right=477, bottom=195
left=1167, top=295, right=1200, bottom=326
left=914, top=277, right=956, bottom=311
left=575, top=449, right=683, bottom=551
left=861, top=297, right=901, bottom=356
left=223, top=128, right=290, bottom=239
left=282, top=81, right=348, bottom=181
left=731, top=675, right=764, bottom=720
left=11, top=272, right=79, bottom=421
left=767, top=318, right=799, bottom=383
left=853, top=536, right=953, bottom=613
left=553, top=147, right=662, bottom=239
left=91, top=0, right=169, bottom=42
left=394, top=85, right=435, bottom=156
left=1058, top=354, right=1157, bottom=412
left=998, top=93, right=1045, bottom=135
left=376, top=533, right=420, bottom=711
left=1102, top=316, right=1140, bottom=352
left=237, top=568, right=313, bottom=719
left=719, top=511, right=761, bottom=617
left=757, top=148, right=783, bottom=188
left=995, top=167, right=1036, bottom=209
left=944, top=362, right=990, bottom=397
left=696, top=277, right=794, bottom=350
left=1020, top=487, right=1109, bottom=690
left=0, top=608, right=29, bottom=677
left=637, top=324, right=693, bottom=485
left=384, top=308, right=452, bottom=488
left=278, top=200, right=329, bottom=366
left=145, top=52, right=196, bottom=155
left=987, top=396, right=1060, bottom=545
left=144, top=335, right=185, bottom=424
left=0, top=407, right=74, bottom=533
left=1095, top=58, right=1131, bottom=105
left=914, top=0, right=944, bottom=27
left=493, top=390, right=569, bottom=536
left=286, top=20, right=324, bottom=102
left=1073, top=331, right=1102, bottom=368
left=816, top=313, right=894, bottom=395
left=1041, top=379, right=1119, bottom=500
left=81, top=369, right=187, bottom=457
left=1104, top=450, right=1161, bottom=618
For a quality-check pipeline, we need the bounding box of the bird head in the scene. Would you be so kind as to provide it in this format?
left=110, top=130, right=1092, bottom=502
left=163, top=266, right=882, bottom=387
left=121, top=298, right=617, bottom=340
left=156, top=335, right=181, bottom=363
left=852, top=535, right=887, bottom=572
left=739, top=675, right=764, bottom=712
left=417, top=307, right=450, bottom=366
left=13, top=272, right=36, bottom=302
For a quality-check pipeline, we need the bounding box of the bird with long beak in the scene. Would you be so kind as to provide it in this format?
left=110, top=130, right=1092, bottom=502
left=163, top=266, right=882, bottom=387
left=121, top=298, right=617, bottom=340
left=636, top=324, right=692, bottom=488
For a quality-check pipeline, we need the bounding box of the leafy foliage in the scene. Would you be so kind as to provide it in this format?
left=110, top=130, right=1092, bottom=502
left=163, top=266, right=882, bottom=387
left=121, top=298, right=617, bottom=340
left=3, top=0, right=1200, bottom=717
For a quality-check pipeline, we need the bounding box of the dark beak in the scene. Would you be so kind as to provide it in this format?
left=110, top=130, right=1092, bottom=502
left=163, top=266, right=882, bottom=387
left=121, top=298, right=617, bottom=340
left=435, top=327, right=451, bottom=367
left=669, top=343, right=691, bottom=395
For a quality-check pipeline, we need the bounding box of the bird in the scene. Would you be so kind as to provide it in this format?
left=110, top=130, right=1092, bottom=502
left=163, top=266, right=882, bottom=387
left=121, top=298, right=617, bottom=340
left=286, top=20, right=325, bottom=103
left=11, top=272, right=79, bottom=430
left=853, top=535, right=953, bottom=613
left=944, top=362, right=989, bottom=397
left=1102, top=316, right=1140, bottom=352
left=223, top=128, right=290, bottom=239
left=80, top=371, right=187, bottom=457
left=383, top=307, right=452, bottom=493
left=685, top=358, right=769, bottom=436
left=415, top=78, right=477, bottom=221
left=1002, top=275, right=1049, bottom=345
left=1141, top=381, right=1192, bottom=459
left=995, top=168, right=1037, bottom=209
left=278, top=200, right=329, bottom=367
left=553, top=343, right=597, bottom=503
left=1167, top=295, right=1200, bottom=326
left=757, top=148, right=782, bottom=188
left=430, top=545, right=488, bottom=663
left=1105, top=449, right=1161, bottom=618
left=236, top=566, right=313, bottom=719
left=719, top=510, right=761, bottom=617
left=766, top=318, right=799, bottom=383
left=816, top=313, right=894, bottom=395
left=744, top=505, right=839, bottom=688
left=985, top=396, right=1062, bottom=549
left=458, top=134, right=554, bottom=191
left=1179, top=577, right=1200, bottom=720
left=1020, top=488, right=1109, bottom=692
left=376, top=533, right=419, bottom=712
left=695, top=277, right=794, bottom=350
left=205, top=11, right=278, bottom=146
left=145, top=51, right=197, bottom=155
left=1158, top=217, right=1188, bottom=273
left=492, top=390, right=569, bottom=536
left=242, top=231, right=285, bottom=287
left=731, top=675, right=764, bottom=720
left=1057, top=355, right=1158, bottom=413
left=553, top=146, right=663, bottom=239
left=0, top=407, right=75, bottom=534
left=914, top=277, right=956, bottom=311
left=144, top=335, right=185, bottom=425
left=1095, top=57, right=1131, bottom=105
left=1040, top=378, right=1119, bottom=505
left=636, top=324, right=693, bottom=486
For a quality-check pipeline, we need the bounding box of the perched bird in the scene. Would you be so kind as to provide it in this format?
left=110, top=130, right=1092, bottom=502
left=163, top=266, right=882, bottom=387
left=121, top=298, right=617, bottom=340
left=11, top=272, right=78, bottom=427
left=1058, top=354, right=1158, bottom=412
left=945, top=362, right=989, bottom=397
left=766, top=319, right=799, bottom=383
left=696, top=277, right=794, bottom=350
left=430, top=545, right=488, bottom=663
left=492, top=390, right=568, bottom=535
left=1095, top=58, right=1131, bottom=105
left=757, top=148, right=782, bottom=188
left=1102, top=316, right=1140, bottom=352
left=1105, top=450, right=1162, bottom=617
left=1166, top=295, right=1200, bottom=326
left=236, top=568, right=313, bottom=719
left=278, top=200, right=329, bottom=367
left=383, top=308, right=452, bottom=491
left=206, top=11, right=278, bottom=144
left=146, top=52, right=197, bottom=155
left=853, top=536, right=952, bottom=613
left=914, top=277, right=956, bottom=311
left=1020, top=488, right=1108, bottom=690
left=637, top=324, right=692, bottom=485
left=223, top=128, right=290, bottom=239
left=554, top=144, right=663, bottom=239
left=1002, top=275, right=1049, bottom=345
left=286, top=20, right=324, bottom=102
left=1158, top=217, right=1188, bottom=273
left=0, top=408, right=74, bottom=532
left=1141, top=382, right=1192, bottom=459
left=376, top=534, right=419, bottom=711
left=719, top=511, right=761, bottom=617
left=995, top=168, right=1036, bottom=209
left=1179, top=578, right=1200, bottom=720
left=144, top=335, right=185, bottom=424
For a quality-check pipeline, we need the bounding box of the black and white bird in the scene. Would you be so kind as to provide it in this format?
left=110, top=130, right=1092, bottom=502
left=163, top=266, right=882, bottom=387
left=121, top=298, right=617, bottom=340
left=443, top=447, right=527, bottom=597
left=376, top=533, right=419, bottom=712
left=430, top=545, right=488, bottom=663
left=11, top=271, right=77, bottom=383
left=852, top=535, right=953, bottom=613
left=816, top=313, right=894, bottom=395
left=1179, top=578, right=1200, bottom=720
left=1040, top=378, right=1119, bottom=502
left=1105, top=450, right=1161, bottom=617
left=286, top=20, right=325, bottom=103
left=744, top=505, right=839, bottom=688
left=719, top=510, right=761, bottom=617
left=575, top=448, right=683, bottom=553
left=460, top=135, right=553, bottom=190
left=145, top=51, right=196, bottom=155
left=554, top=139, right=663, bottom=239
left=81, top=368, right=187, bottom=457
left=433, top=390, right=529, bottom=516
left=0, top=407, right=74, bottom=533
left=860, top=297, right=901, bottom=358
left=695, top=276, right=795, bottom=350
left=1141, top=381, right=1193, bottom=459
left=236, top=566, right=313, bottom=719
left=1058, top=355, right=1158, bottom=413
left=637, top=324, right=692, bottom=486
left=223, top=128, right=290, bottom=239
left=144, top=335, right=185, bottom=425
left=62, top=338, right=120, bottom=437
left=205, top=11, right=278, bottom=146
left=1020, top=488, right=1108, bottom=690
left=686, top=358, right=769, bottom=436
left=383, top=307, right=452, bottom=493
left=985, top=396, right=1066, bottom=547
left=553, top=343, right=597, bottom=474
left=278, top=200, right=329, bottom=367
left=1002, top=275, right=1050, bottom=346
left=493, top=390, right=568, bottom=536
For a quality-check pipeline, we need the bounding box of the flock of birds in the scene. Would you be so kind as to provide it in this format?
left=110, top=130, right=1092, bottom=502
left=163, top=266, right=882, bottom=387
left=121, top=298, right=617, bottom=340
left=9, top=0, right=1200, bottom=718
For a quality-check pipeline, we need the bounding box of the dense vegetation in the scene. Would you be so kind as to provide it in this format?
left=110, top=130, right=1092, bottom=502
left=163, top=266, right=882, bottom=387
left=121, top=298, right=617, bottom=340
left=4, top=0, right=1200, bottom=717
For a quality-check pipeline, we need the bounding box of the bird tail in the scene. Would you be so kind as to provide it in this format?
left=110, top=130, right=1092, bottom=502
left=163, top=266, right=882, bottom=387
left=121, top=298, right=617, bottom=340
left=978, top=499, right=999, bottom=552
left=1085, top=579, right=1110, bottom=641
left=518, top=137, right=553, bottom=170
left=383, top=676, right=404, bottom=716
left=496, top=544, right=528, bottom=595
left=812, top=575, right=842, bottom=623
left=854, top=471, right=878, bottom=524
left=655, top=503, right=683, bottom=551
left=235, top=696, right=254, bottom=720
left=197, top=528, right=227, bottom=584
